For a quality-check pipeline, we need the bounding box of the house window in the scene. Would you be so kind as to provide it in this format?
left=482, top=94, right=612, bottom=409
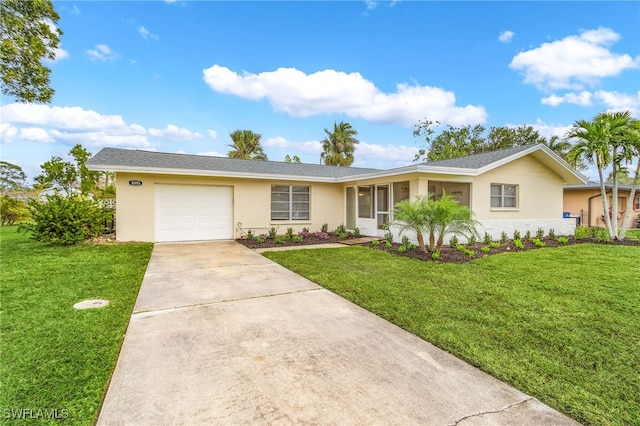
left=491, top=184, right=518, bottom=208
left=358, top=186, right=374, bottom=218
left=271, top=185, right=310, bottom=220
left=635, top=195, right=640, bottom=211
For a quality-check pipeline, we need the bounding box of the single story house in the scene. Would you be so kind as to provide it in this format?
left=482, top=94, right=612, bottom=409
left=563, top=183, right=640, bottom=229
left=86, top=144, right=587, bottom=243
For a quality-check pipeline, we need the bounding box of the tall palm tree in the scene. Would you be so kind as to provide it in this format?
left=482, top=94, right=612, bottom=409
left=320, top=121, right=359, bottom=166
left=566, top=112, right=630, bottom=239
left=227, top=130, right=268, bottom=160
left=617, top=117, right=640, bottom=238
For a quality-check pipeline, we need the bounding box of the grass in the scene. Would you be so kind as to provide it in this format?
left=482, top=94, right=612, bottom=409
left=626, top=229, right=640, bottom=240
left=0, top=226, right=153, bottom=425
left=264, top=244, right=640, bottom=425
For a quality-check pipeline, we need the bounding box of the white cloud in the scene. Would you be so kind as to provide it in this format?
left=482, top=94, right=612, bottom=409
left=207, top=130, right=218, bottom=140
left=264, top=137, right=323, bottom=155
left=365, top=0, right=377, bottom=10
left=197, top=150, right=225, bottom=157
left=510, top=27, right=639, bottom=90
left=86, top=44, right=119, bottom=62
left=0, top=103, right=153, bottom=149
left=71, top=5, right=80, bottom=15
left=19, top=127, right=55, bottom=143
left=498, top=30, right=514, bottom=43
left=148, top=124, right=202, bottom=141
left=43, top=46, right=69, bottom=64
left=541, top=90, right=639, bottom=115
left=0, top=123, right=18, bottom=143
left=356, top=142, right=418, bottom=163
left=525, top=119, right=572, bottom=139
left=138, top=25, right=159, bottom=40
left=203, top=65, right=486, bottom=127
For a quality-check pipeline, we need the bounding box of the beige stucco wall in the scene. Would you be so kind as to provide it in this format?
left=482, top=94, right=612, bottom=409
left=472, top=155, right=564, bottom=220
left=564, top=188, right=639, bottom=229
left=114, top=172, right=344, bottom=242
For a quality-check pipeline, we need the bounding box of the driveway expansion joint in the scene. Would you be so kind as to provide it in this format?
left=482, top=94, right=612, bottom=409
left=132, top=287, right=323, bottom=316
left=449, top=397, right=535, bottom=425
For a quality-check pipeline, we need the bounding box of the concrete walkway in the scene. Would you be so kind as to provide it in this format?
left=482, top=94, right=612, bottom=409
left=98, top=241, right=579, bottom=425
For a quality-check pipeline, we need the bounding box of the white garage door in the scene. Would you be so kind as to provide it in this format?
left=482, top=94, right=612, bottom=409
left=155, top=184, right=233, bottom=242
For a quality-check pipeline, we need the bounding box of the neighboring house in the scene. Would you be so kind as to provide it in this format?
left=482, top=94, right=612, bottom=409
left=564, top=183, right=640, bottom=229
left=86, top=144, right=587, bottom=243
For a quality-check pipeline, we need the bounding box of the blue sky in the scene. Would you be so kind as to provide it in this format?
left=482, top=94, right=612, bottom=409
left=1, top=1, right=639, bottom=183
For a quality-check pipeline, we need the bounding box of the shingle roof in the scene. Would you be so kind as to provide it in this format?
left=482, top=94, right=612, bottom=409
left=86, top=148, right=380, bottom=179
left=422, top=145, right=536, bottom=169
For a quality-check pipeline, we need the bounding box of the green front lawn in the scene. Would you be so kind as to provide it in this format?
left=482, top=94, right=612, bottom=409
left=264, top=244, right=640, bottom=425
left=0, top=226, right=153, bottom=424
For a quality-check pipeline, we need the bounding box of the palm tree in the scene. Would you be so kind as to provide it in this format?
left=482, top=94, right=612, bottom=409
left=227, top=130, right=268, bottom=160
left=617, top=117, right=640, bottom=238
left=390, top=195, right=433, bottom=253
left=431, top=191, right=480, bottom=249
left=566, top=112, right=631, bottom=239
left=320, top=121, right=359, bottom=166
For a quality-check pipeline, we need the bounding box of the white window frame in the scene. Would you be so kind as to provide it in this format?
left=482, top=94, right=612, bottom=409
left=491, top=183, right=518, bottom=209
left=271, top=185, right=310, bottom=221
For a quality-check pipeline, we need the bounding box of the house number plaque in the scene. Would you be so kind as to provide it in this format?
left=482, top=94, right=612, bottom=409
left=128, top=180, right=143, bottom=186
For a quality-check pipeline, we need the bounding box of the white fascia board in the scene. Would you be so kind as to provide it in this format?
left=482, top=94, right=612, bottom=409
left=85, top=164, right=341, bottom=183
left=334, top=165, right=478, bottom=182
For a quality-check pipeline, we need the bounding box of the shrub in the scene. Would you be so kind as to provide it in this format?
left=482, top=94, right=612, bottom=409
left=1, top=196, right=29, bottom=225
left=274, top=236, right=288, bottom=244
left=334, top=223, right=346, bottom=236
left=302, top=227, right=310, bottom=233
left=384, top=231, right=393, bottom=244
left=533, top=238, right=546, bottom=247
left=536, top=228, right=545, bottom=239
left=371, top=240, right=380, bottom=246
left=514, top=238, right=525, bottom=249
left=268, top=227, right=277, bottom=239
left=314, top=231, right=330, bottom=240
left=292, top=235, right=303, bottom=243
left=431, top=249, right=440, bottom=261
left=401, top=235, right=410, bottom=248
left=513, top=230, right=521, bottom=241
left=557, top=236, right=568, bottom=244
left=548, top=228, right=556, bottom=240
left=483, top=232, right=492, bottom=245
left=468, top=234, right=477, bottom=246
left=246, top=229, right=254, bottom=240
left=449, top=235, right=459, bottom=248
left=321, top=223, right=329, bottom=233
left=285, top=227, right=294, bottom=240
left=397, top=245, right=407, bottom=253
left=490, top=241, right=501, bottom=249
left=22, top=194, right=110, bottom=245
left=337, top=232, right=348, bottom=239
left=256, top=235, right=266, bottom=244
left=524, top=230, right=531, bottom=240
left=481, top=246, right=491, bottom=253
left=353, top=227, right=361, bottom=238
left=500, top=231, right=508, bottom=244
left=298, top=230, right=308, bottom=238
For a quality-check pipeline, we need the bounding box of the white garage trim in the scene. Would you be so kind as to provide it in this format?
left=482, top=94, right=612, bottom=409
left=155, top=184, right=233, bottom=242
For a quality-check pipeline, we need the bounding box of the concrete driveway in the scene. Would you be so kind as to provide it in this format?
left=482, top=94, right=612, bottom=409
left=97, top=241, right=579, bottom=425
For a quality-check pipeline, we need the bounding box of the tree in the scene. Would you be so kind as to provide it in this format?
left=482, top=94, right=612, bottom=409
left=413, top=119, right=565, bottom=163
left=227, top=130, right=268, bottom=160
left=566, top=111, right=635, bottom=240
left=390, top=195, right=433, bottom=253
left=616, top=117, right=640, bottom=238
left=34, top=144, right=101, bottom=196
left=0, top=161, right=26, bottom=192
left=390, top=192, right=479, bottom=252
left=0, top=0, right=62, bottom=103
left=320, top=121, right=359, bottom=166
left=606, top=168, right=634, bottom=185
left=284, top=154, right=301, bottom=163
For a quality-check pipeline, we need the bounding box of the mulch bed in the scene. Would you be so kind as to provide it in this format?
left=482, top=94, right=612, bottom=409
left=236, top=234, right=639, bottom=264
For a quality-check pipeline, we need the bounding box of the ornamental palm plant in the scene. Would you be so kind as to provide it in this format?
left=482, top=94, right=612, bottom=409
left=390, top=195, right=434, bottom=253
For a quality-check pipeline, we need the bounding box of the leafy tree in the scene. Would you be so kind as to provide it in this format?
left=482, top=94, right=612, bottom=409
left=566, top=111, right=636, bottom=240
left=284, top=154, right=301, bottom=163
left=227, top=130, right=268, bottom=160
left=0, top=161, right=26, bottom=192
left=413, top=119, right=574, bottom=164
left=1, top=195, right=29, bottom=225
left=34, top=144, right=101, bottom=196
left=606, top=168, right=634, bottom=185
left=320, top=121, right=359, bottom=166
left=0, top=0, right=62, bottom=103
